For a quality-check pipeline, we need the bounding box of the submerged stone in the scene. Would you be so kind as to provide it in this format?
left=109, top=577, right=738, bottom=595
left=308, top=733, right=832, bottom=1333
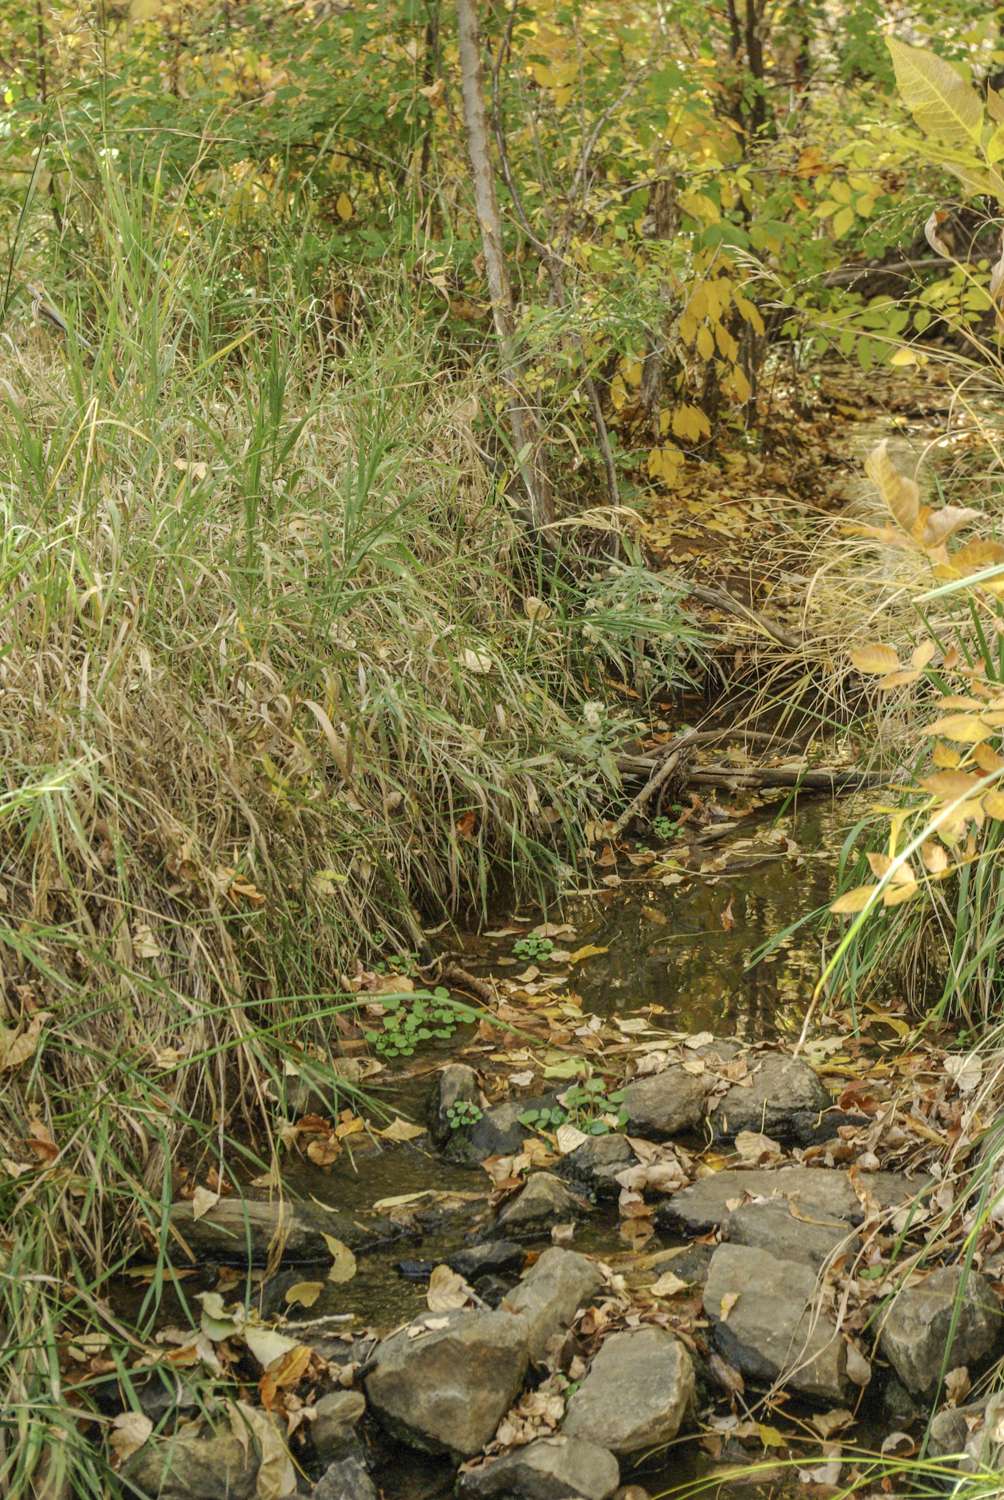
left=458, top=1435, right=619, bottom=1499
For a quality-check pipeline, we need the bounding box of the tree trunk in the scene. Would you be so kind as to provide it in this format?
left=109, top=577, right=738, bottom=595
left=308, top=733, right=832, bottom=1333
left=455, top=0, right=554, bottom=530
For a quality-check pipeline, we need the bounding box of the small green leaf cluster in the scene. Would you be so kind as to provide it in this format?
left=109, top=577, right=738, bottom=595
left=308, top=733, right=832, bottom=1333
left=364, top=987, right=459, bottom=1058
left=512, top=934, right=555, bottom=961
left=520, top=1078, right=627, bottom=1136
left=372, top=950, right=420, bottom=978
left=446, top=1099, right=484, bottom=1130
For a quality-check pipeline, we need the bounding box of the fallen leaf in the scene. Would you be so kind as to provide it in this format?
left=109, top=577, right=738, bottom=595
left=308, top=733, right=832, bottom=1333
left=191, top=1186, right=221, bottom=1221
left=427, top=1265, right=473, bottom=1311
left=110, top=1411, right=152, bottom=1467
left=283, top=1281, right=324, bottom=1309
left=244, top=1325, right=301, bottom=1370
left=323, top=1235, right=357, bottom=1284
left=720, top=1291, right=739, bottom=1320
left=650, top=1270, right=689, bottom=1298
left=380, top=1117, right=426, bottom=1142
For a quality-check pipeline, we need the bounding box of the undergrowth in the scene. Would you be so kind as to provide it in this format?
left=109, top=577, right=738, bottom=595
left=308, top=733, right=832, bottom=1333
left=0, top=159, right=704, bottom=1494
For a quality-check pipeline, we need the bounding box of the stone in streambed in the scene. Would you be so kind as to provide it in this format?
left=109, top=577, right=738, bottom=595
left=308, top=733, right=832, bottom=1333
left=123, top=1425, right=259, bottom=1500
left=443, top=1095, right=561, bottom=1165
left=657, top=1165, right=931, bottom=1236
left=458, top=1435, right=619, bottom=1499
left=620, top=1069, right=709, bottom=1138
left=429, top=1064, right=481, bottom=1148
left=558, top=1133, right=639, bottom=1198
left=496, top=1172, right=588, bottom=1237
left=447, top=1239, right=525, bottom=1280
left=878, top=1265, right=1002, bottom=1395
left=311, top=1390, right=366, bottom=1464
left=725, top=1200, right=860, bottom=1269
left=311, top=1452, right=377, bottom=1500
left=364, top=1308, right=528, bottom=1457
left=169, top=1196, right=399, bottom=1267
left=563, top=1327, right=695, bottom=1454
left=503, top=1247, right=603, bottom=1361
left=703, top=1243, right=853, bottom=1402
left=708, top=1054, right=831, bottom=1144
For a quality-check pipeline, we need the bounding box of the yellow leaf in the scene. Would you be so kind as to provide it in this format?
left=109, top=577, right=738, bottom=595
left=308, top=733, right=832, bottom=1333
left=864, top=440, right=920, bottom=533
left=284, top=1281, right=324, bottom=1308
left=569, top=944, right=609, bottom=963
left=982, top=791, right=1004, bottom=818
left=884, top=879, right=919, bottom=907
left=921, top=840, right=949, bottom=873
left=833, top=205, right=855, bottom=237
left=912, top=640, right=937, bottom=670
left=925, top=714, right=992, bottom=743
left=830, top=885, right=879, bottom=914
left=850, top=643, right=900, bottom=674
left=878, top=669, right=920, bottom=690
left=696, top=325, right=715, bottom=360
left=920, top=770, right=982, bottom=798
left=322, top=1235, right=357, bottom=1283
left=336, top=193, right=354, bottom=222
left=890, top=347, right=920, bottom=366
left=757, top=1423, right=788, bottom=1450
left=972, top=743, right=1004, bottom=773
left=933, top=740, right=961, bottom=768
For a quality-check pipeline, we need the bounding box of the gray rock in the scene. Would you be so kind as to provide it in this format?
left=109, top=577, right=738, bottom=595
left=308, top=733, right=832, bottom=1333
left=123, top=1426, right=258, bottom=1500
left=878, top=1266, right=1002, bottom=1394
left=496, top=1172, right=587, bottom=1237
left=311, top=1390, right=366, bottom=1464
left=558, top=1134, right=639, bottom=1198
left=429, top=1064, right=481, bottom=1148
left=311, top=1453, right=377, bottom=1500
left=703, top=1243, right=852, bottom=1403
left=458, top=1435, right=619, bottom=1499
left=658, top=1166, right=930, bottom=1236
left=504, top=1247, right=603, bottom=1361
left=929, top=1399, right=987, bottom=1457
left=708, top=1054, right=831, bottom=1143
left=444, top=1095, right=559, bottom=1165
left=621, top=1069, right=709, bottom=1138
left=725, top=1201, right=860, bottom=1269
left=563, top=1327, right=694, bottom=1455
left=447, top=1240, right=525, bottom=1280
left=169, top=1197, right=396, bottom=1266
left=364, top=1308, right=528, bottom=1457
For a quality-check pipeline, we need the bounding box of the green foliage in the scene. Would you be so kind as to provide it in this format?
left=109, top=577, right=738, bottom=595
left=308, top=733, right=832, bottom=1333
left=512, top=934, right=555, bottom=961
left=520, top=1077, right=627, bottom=1136
left=446, top=1098, right=484, bottom=1130
left=364, top=988, right=464, bottom=1058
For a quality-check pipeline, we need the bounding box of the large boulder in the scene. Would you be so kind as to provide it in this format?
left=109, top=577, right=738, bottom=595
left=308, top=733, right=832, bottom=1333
left=563, top=1328, right=694, bottom=1455
left=658, top=1166, right=930, bottom=1236
left=620, top=1070, right=709, bottom=1139
left=458, top=1435, right=619, bottom=1499
left=725, top=1201, right=860, bottom=1269
left=123, top=1426, right=258, bottom=1500
left=364, top=1308, right=528, bottom=1457
left=708, top=1055, right=831, bottom=1143
left=878, top=1266, right=1002, bottom=1395
left=703, top=1244, right=852, bottom=1403
left=169, top=1196, right=396, bottom=1266
left=504, top=1247, right=603, bottom=1361
left=496, top=1173, right=587, bottom=1238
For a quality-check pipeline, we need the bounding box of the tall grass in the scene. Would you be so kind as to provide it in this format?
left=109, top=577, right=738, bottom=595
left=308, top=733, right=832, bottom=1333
left=0, top=156, right=704, bottom=1493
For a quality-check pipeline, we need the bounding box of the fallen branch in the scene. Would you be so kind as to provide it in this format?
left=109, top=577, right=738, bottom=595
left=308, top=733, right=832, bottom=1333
left=682, top=581, right=802, bottom=652
left=610, top=731, right=698, bottom=838
left=687, top=764, right=890, bottom=791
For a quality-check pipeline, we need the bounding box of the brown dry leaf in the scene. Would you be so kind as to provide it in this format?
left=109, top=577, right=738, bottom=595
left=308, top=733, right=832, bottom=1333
left=921, top=770, right=982, bottom=799
left=912, top=640, right=937, bottom=670
left=568, top=944, right=609, bottom=963
left=191, top=1186, right=221, bottom=1222
left=0, top=1012, right=50, bottom=1073
left=650, top=1270, right=689, bottom=1298
left=850, top=643, right=900, bottom=675
left=231, top=1401, right=296, bottom=1500
left=944, top=1365, right=971, bottom=1406
left=109, top=1411, right=153, bottom=1467
left=264, top=1343, right=312, bottom=1391
left=306, top=1136, right=341, bottom=1167
left=921, top=841, right=949, bottom=874
left=983, top=791, right=1004, bottom=819
left=878, top=668, right=921, bottom=690
left=427, top=1264, right=473, bottom=1312
left=380, top=1117, right=425, bottom=1142
left=720, top=1291, right=740, bottom=1320
left=811, top=1408, right=855, bottom=1439
left=323, top=1235, right=357, bottom=1284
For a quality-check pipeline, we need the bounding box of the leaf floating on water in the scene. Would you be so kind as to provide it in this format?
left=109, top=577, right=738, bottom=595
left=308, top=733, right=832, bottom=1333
left=284, top=1281, right=324, bottom=1309
left=568, top=943, right=610, bottom=962
left=380, top=1117, right=425, bottom=1142
left=323, top=1234, right=357, bottom=1284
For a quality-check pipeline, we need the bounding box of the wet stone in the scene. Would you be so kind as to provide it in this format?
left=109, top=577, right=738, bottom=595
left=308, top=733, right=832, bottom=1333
left=563, top=1327, right=695, bottom=1454
left=708, top=1054, right=831, bottom=1144
left=447, top=1239, right=525, bottom=1280
left=621, top=1068, right=709, bottom=1139
left=878, top=1265, right=1003, bottom=1395
left=495, top=1172, right=588, bottom=1238
left=458, top=1435, right=620, bottom=1499
left=724, top=1200, right=860, bottom=1269
left=703, top=1243, right=852, bottom=1403
left=444, top=1095, right=560, bottom=1166
left=558, top=1133, right=639, bottom=1198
